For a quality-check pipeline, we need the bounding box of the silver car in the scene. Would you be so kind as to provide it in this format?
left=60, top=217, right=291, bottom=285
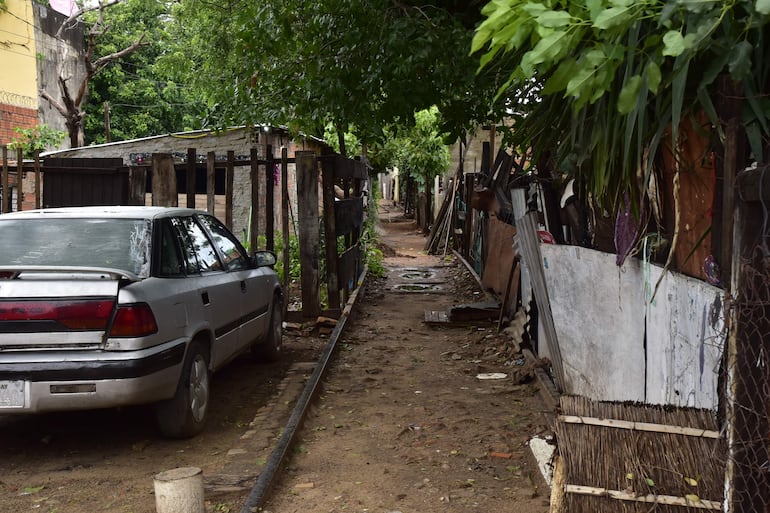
left=0, top=206, right=282, bottom=438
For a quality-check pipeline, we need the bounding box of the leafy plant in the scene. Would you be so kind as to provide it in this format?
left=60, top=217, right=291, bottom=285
left=84, top=0, right=205, bottom=144
left=8, top=125, right=66, bottom=158
left=323, top=123, right=362, bottom=157
left=171, top=0, right=507, bottom=151
left=271, top=233, right=300, bottom=285
left=361, top=183, right=386, bottom=278
left=472, top=0, right=770, bottom=207
left=380, top=106, right=451, bottom=190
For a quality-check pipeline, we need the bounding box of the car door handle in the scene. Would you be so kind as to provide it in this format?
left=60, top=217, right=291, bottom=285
left=240, top=280, right=247, bottom=293
left=201, top=291, right=210, bottom=305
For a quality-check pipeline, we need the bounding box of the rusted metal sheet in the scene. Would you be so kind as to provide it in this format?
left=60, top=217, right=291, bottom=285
left=481, top=216, right=517, bottom=297
left=660, top=113, right=715, bottom=282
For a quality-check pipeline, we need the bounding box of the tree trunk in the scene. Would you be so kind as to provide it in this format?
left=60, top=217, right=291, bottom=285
left=337, top=127, right=347, bottom=157
left=66, top=114, right=85, bottom=148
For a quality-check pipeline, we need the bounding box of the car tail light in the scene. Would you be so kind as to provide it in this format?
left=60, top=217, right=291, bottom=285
left=109, top=303, right=158, bottom=337
left=0, top=300, right=114, bottom=330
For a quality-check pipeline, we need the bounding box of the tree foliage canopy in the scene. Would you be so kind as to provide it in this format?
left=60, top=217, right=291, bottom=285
left=84, top=0, right=205, bottom=144
left=473, top=0, right=770, bottom=205
left=171, top=0, right=505, bottom=149
left=381, top=106, right=451, bottom=183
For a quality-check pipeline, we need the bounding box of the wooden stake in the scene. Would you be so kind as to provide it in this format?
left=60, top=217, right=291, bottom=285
left=1, top=145, right=8, bottom=213
left=186, top=148, right=196, bottom=208
left=565, top=484, right=720, bottom=510
left=497, top=258, right=520, bottom=332
left=16, top=146, right=23, bottom=212
left=206, top=151, right=215, bottom=215
left=558, top=414, right=720, bottom=438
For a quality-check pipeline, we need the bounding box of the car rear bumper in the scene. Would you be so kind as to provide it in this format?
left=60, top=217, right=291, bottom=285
left=0, top=339, right=186, bottom=413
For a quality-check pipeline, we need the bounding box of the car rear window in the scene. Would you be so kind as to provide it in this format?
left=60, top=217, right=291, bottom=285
left=0, top=218, right=151, bottom=276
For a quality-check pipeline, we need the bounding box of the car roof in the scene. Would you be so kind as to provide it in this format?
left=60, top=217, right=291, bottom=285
left=0, top=206, right=206, bottom=220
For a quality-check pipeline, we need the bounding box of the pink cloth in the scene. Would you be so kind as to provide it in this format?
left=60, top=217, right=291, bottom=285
left=49, top=0, right=78, bottom=16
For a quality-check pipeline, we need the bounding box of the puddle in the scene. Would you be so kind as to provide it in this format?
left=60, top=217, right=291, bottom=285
left=399, top=270, right=435, bottom=280
left=393, top=283, right=441, bottom=292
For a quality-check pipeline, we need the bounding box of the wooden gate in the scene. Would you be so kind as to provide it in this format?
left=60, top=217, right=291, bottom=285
left=43, top=157, right=129, bottom=207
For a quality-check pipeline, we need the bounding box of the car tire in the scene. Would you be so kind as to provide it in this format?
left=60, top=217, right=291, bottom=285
left=155, top=340, right=210, bottom=438
left=252, top=298, right=283, bottom=362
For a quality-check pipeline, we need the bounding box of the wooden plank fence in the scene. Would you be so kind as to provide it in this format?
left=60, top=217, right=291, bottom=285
left=0, top=145, right=368, bottom=321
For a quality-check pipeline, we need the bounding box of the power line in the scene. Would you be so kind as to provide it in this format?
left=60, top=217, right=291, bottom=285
left=108, top=101, right=204, bottom=109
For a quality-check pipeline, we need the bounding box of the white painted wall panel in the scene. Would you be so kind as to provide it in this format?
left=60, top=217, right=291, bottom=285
left=645, top=267, right=724, bottom=409
left=540, top=245, right=725, bottom=409
left=541, top=245, right=647, bottom=401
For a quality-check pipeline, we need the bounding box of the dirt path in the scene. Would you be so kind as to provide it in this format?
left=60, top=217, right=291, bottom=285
left=261, top=201, right=553, bottom=512
left=0, top=201, right=553, bottom=513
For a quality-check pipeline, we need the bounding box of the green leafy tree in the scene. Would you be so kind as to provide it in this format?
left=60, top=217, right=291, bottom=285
left=40, top=1, right=150, bottom=147
left=171, top=0, right=507, bottom=154
left=381, top=106, right=451, bottom=220
left=84, top=0, right=205, bottom=143
left=323, top=124, right=362, bottom=157
left=472, top=0, right=770, bottom=206
left=387, top=107, right=451, bottom=185
left=8, top=125, right=66, bottom=158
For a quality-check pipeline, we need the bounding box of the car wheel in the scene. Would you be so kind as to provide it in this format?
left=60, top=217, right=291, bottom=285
left=155, top=340, right=210, bottom=438
left=253, top=298, right=283, bottom=362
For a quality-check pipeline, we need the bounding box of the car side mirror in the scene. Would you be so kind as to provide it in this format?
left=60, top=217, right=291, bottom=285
left=253, top=250, right=277, bottom=268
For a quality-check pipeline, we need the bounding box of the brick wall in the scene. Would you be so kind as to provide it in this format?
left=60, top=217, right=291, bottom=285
left=0, top=104, right=38, bottom=145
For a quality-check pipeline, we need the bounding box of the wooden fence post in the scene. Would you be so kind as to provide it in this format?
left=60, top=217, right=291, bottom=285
left=296, top=151, right=320, bottom=318
left=152, top=153, right=178, bottom=207
left=186, top=148, right=196, bottom=208
left=16, top=147, right=23, bottom=212
left=281, top=147, right=290, bottom=313
left=2, top=145, right=9, bottom=213
left=322, top=156, right=340, bottom=311
left=265, top=145, right=274, bottom=252
left=226, top=150, right=234, bottom=229
left=206, top=151, right=216, bottom=215
left=250, top=147, right=259, bottom=253
left=463, top=172, right=473, bottom=259
left=34, top=151, right=41, bottom=209
left=715, top=76, right=746, bottom=291
left=725, top=166, right=770, bottom=513
left=128, top=166, right=147, bottom=205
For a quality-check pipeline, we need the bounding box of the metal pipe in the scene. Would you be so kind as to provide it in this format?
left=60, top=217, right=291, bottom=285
left=239, top=267, right=368, bottom=513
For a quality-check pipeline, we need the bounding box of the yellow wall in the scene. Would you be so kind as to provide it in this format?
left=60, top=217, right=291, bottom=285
left=0, top=0, right=39, bottom=107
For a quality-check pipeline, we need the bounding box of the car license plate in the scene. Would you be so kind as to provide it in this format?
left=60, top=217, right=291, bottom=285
left=0, top=380, right=25, bottom=408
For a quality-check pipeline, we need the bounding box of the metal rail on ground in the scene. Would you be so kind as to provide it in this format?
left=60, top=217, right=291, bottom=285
left=239, top=267, right=368, bottom=513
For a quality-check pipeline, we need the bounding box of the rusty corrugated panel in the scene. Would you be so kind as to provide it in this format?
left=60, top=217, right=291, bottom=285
left=481, top=216, right=517, bottom=296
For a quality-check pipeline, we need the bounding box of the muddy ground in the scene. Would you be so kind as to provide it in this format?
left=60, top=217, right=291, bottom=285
left=0, top=201, right=554, bottom=513
left=259, top=202, right=554, bottom=513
